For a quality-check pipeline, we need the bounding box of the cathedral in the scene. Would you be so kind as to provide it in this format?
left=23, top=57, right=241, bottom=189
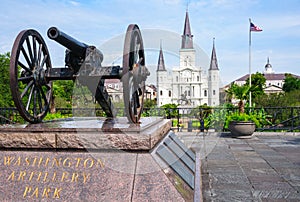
left=156, top=11, right=220, bottom=107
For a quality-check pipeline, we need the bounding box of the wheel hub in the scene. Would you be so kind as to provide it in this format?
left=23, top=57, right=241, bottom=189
left=33, top=67, right=46, bottom=86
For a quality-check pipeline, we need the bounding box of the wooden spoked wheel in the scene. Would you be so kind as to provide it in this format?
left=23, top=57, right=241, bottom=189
left=122, top=24, right=146, bottom=123
left=10, top=29, right=52, bottom=123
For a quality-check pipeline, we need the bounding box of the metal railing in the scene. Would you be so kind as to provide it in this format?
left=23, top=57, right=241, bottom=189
left=0, top=106, right=299, bottom=132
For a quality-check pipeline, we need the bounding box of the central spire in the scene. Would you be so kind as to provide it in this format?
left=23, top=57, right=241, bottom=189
left=181, top=10, right=193, bottom=49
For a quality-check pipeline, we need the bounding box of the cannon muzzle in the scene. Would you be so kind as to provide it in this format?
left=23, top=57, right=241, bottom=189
left=47, top=27, right=89, bottom=58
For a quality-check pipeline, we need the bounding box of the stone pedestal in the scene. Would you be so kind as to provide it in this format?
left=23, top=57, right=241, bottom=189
left=0, top=117, right=198, bottom=201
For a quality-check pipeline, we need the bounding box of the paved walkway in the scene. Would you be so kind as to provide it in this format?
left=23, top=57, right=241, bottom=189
left=177, top=132, right=300, bottom=201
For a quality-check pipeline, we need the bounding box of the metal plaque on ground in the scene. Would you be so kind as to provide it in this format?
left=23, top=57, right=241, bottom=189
left=153, top=131, right=196, bottom=194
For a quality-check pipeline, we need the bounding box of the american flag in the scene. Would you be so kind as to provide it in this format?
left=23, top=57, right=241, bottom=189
left=250, top=22, right=263, bottom=32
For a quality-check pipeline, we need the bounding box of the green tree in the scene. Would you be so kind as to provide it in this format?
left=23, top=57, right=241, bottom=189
left=143, top=99, right=157, bottom=109
left=226, top=83, right=251, bottom=113
left=190, top=104, right=212, bottom=119
left=0, top=52, right=14, bottom=107
left=53, top=80, right=74, bottom=108
left=282, top=74, right=300, bottom=92
left=245, top=72, right=266, bottom=99
left=160, top=103, right=178, bottom=118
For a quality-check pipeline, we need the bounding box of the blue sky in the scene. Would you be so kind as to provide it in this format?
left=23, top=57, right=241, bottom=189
left=0, top=0, right=300, bottom=86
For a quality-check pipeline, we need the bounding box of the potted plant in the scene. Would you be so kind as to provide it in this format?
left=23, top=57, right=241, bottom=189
left=225, top=84, right=256, bottom=136
left=225, top=112, right=258, bottom=136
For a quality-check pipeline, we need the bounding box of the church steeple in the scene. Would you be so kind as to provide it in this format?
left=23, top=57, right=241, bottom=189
left=157, top=42, right=166, bottom=71
left=209, top=38, right=219, bottom=70
left=181, top=10, right=193, bottom=49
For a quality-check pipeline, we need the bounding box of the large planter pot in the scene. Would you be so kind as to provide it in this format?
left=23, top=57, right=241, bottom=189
left=228, top=121, right=256, bottom=137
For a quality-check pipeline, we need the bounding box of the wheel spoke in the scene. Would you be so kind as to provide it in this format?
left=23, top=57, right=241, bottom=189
left=26, top=38, right=34, bottom=66
left=32, top=36, right=37, bottom=66
left=40, top=54, right=48, bottom=69
left=21, top=46, right=32, bottom=68
left=18, top=75, right=33, bottom=83
left=37, top=43, right=43, bottom=67
left=26, top=85, right=35, bottom=111
left=45, top=83, right=51, bottom=90
left=20, top=80, right=34, bottom=98
left=18, top=61, right=32, bottom=73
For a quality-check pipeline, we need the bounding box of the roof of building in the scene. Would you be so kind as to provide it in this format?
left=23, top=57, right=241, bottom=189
left=236, top=73, right=300, bottom=82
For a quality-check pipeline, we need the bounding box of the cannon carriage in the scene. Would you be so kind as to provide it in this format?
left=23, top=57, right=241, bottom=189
left=9, top=24, right=149, bottom=124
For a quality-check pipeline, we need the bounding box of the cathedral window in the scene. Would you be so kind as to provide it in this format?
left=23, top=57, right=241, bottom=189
left=204, top=90, right=207, bottom=97
left=213, top=90, right=216, bottom=95
left=169, top=91, right=171, bottom=97
left=160, top=90, right=163, bottom=96
left=197, top=76, right=199, bottom=81
left=176, top=76, right=178, bottom=82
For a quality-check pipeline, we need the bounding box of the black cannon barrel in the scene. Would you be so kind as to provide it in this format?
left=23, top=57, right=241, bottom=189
left=47, top=27, right=88, bottom=58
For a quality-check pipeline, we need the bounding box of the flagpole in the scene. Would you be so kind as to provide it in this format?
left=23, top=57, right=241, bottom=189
left=249, top=18, right=252, bottom=108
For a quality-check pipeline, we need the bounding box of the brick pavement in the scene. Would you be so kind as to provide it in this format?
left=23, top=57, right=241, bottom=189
left=177, top=132, right=300, bottom=201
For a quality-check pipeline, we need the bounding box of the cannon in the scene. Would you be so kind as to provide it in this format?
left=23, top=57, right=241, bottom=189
left=9, top=24, right=150, bottom=124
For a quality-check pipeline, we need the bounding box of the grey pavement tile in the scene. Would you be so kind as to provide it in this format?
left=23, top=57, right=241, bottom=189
left=242, top=168, right=278, bottom=176
left=255, top=149, right=280, bottom=157
left=252, top=182, right=296, bottom=192
left=231, top=150, right=260, bottom=157
left=256, top=135, right=283, bottom=139
left=209, top=182, right=253, bottom=190
left=283, top=157, right=300, bottom=166
left=248, top=175, right=286, bottom=183
left=268, top=161, right=300, bottom=169
left=273, top=146, right=300, bottom=153
left=294, top=186, right=300, bottom=192
left=205, top=153, right=236, bottom=161
left=259, top=155, right=288, bottom=162
left=234, top=156, right=267, bottom=164
left=289, top=181, right=300, bottom=188
left=208, top=188, right=254, bottom=202
left=250, top=145, right=271, bottom=150
left=238, top=162, right=272, bottom=169
left=210, top=173, right=250, bottom=185
left=205, top=159, right=239, bottom=167
left=282, top=172, right=300, bottom=182
left=252, top=190, right=300, bottom=200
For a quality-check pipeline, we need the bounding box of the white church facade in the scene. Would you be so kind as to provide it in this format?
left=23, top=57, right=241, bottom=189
left=156, top=11, right=220, bottom=107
